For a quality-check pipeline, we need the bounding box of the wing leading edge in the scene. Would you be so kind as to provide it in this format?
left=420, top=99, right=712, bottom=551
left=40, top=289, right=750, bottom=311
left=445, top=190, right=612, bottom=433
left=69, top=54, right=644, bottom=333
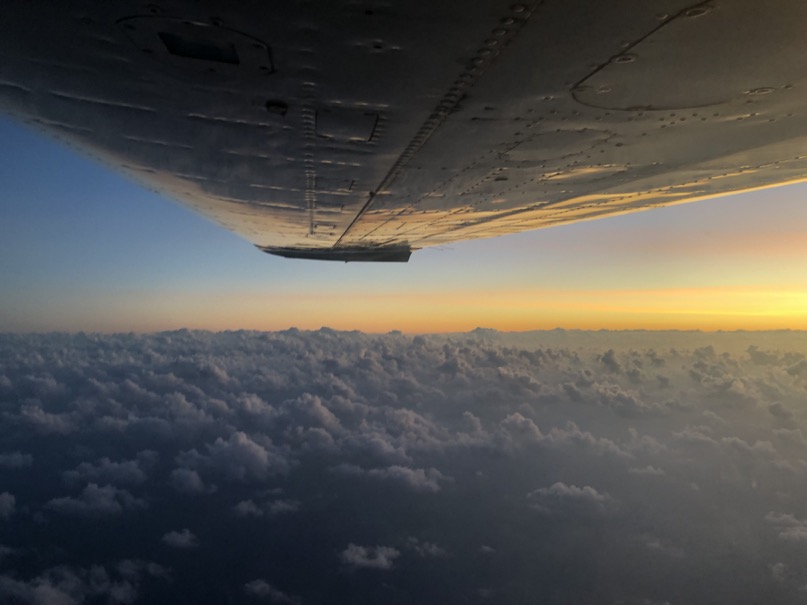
left=2, top=0, right=807, bottom=261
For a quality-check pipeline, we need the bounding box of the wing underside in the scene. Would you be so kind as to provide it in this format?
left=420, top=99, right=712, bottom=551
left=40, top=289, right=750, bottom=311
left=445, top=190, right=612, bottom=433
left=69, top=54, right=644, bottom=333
left=2, top=0, right=807, bottom=260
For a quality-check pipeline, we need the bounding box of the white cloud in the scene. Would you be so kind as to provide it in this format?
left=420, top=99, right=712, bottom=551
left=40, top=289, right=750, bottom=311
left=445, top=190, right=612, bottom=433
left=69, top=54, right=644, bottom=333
left=766, top=512, right=807, bottom=542
left=178, top=431, right=290, bottom=482
left=168, top=468, right=212, bottom=494
left=0, top=451, right=32, bottom=468
left=46, top=484, right=146, bottom=516
left=0, top=560, right=166, bottom=605
left=3, top=330, right=807, bottom=603
left=629, top=465, right=666, bottom=476
left=527, top=482, right=615, bottom=515
left=0, top=493, right=14, bottom=520
left=340, top=543, right=400, bottom=570
left=407, top=537, right=446, bottom=558
left=62, top=453, right=154, bottom=487
left=233, top=498, right=299, bottom=517
left=244, top=579, right=299, bottom=603
left=334, top=464, right=451, bottom=493
left=162, top=529, right=198, bottom=549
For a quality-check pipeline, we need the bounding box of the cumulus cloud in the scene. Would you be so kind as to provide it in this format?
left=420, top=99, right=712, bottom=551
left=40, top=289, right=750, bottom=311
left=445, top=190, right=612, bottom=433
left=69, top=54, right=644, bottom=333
left=169, top=468, right=213, bottom=494
left=176, top=431, right=290, bottom=482
left=766, top=512, right=807, bottom=542
left=0, top=451, right=32, bottom=468
left=18, top=402, right=75, bottom=434
left=498, top=412, right=544, bottom=448
left=233, top=498, right=299, bottom=517
left=527, top=482, right=615, bottom=515
left=629, top=465, right=666, bottom=476
left=46, top=484, right=146, bottom=516
left=334, top=464, right=451, bottom=493
left=0, top=493, right=15, bottom=520
left=162, top=529, right=199, bottom=549
left=0, top=560, right=166, bottom=604
left=243, top=579, right=299, bottom=603
left=1, top=330, right=807, bottom=603
left=62, top=452, right=155, bottom=487
left=546, top=421, right=630, bottom=458
left=340, top=544, right=400, bottom=570
left=407, top=537, right=446, bottom=558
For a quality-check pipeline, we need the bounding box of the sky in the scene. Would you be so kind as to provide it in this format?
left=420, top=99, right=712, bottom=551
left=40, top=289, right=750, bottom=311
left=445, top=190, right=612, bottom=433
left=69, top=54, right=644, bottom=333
left=1, top=115, right=807, bottom=333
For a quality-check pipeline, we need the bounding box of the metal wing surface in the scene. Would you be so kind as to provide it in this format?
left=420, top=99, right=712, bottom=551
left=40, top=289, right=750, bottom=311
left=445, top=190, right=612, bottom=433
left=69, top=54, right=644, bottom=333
left=2, top=0, right=807, bottom=261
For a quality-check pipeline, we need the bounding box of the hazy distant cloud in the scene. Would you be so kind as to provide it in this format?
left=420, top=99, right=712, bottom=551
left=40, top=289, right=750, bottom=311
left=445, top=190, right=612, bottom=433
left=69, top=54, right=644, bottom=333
left=0, top=451, right=32, bottom=469
left=178, top=431, right=290, bottom=482
left=527, top=482, right=615, bottom=515
left=547, top=422, right=630, bottom=458
left=407, top=537, right=446, bottom=558
left=334, top=464, right=450, bottom=493
left=629, top=465, right=666, bottom=476
left=18, top=402, right=74, bottom=434
left=768, top=403, right=795, bottom=423
left=244, top=579, right=299, bottom=603
left=46, top=484, right=146, bottom=516
left=233, top=498, right=299, bottom=517
left=162, top=529, right=198, bottom=549
left=62, top=453, right=155, bottom=487
left=169, top=468, right=213, bottom=494
left=0, top=493, right=15, bottom=520
left=0, top=560, right=166, bottom=605
left=766, top=512, right=807, bottom=542
left=498, top=412, right=544, bottom=448
left=2, top=330, right=807, bottom=603
left=340, top=544, right=400, bottom=570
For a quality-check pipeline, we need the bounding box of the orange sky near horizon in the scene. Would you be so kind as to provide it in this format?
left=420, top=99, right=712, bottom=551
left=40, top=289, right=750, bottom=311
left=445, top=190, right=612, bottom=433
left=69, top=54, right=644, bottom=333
left=8, top=281, right=806, bottom=334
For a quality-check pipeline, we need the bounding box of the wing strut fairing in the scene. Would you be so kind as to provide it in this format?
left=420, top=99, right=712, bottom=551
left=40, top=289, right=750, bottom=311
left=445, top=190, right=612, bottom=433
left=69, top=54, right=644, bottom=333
left=2, top=1, right=807, bottom=261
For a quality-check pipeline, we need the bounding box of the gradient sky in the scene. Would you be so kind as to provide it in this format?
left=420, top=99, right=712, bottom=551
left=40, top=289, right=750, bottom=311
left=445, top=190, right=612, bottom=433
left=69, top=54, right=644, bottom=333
left=1, top=115, right=807, bottom=333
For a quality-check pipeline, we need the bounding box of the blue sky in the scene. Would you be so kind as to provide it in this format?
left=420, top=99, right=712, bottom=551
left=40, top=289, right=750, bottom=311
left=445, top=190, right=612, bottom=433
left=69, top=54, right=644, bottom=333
left=1, top=115, right=806, bottom=332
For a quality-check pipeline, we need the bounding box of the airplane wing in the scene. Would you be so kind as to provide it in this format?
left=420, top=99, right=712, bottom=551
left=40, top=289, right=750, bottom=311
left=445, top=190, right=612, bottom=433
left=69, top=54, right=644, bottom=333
left=2, top=0, right=807, bottom=261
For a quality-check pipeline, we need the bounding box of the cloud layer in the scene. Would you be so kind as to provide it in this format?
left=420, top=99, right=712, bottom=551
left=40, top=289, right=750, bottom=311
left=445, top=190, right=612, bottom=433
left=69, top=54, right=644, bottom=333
left=0, top=329, right=806, bottom=603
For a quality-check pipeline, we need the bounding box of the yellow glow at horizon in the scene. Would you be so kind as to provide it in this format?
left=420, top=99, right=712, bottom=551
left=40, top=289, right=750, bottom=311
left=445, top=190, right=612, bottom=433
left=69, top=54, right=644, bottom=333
left=43, top=284, right=806, bottom=333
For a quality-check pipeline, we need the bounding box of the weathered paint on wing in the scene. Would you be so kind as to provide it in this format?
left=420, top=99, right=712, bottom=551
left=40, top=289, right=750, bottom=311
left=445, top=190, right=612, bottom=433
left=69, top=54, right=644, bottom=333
left=1, top=0, right=806, bottom=260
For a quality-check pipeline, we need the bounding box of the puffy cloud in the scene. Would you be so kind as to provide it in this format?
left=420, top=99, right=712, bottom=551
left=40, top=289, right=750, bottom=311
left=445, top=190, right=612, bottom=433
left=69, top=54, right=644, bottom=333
left=768, top=403, right=795, bottom=423
left=629, top=465, right=666, bottom=476
left=62, top=452, right=155, bottom=487
left=590, top=382, right=657, bottom=417
left=406, top=537, right=446, bottom=558
left=0, top=561, right=166, bottom=605
left=177, top=431, right=290, bottom=482
left=2, top=330, right=807, bottom=603
left=0, top=493, right=15, bottom=520
left=168, top=468, right=213, bottom=494
left=334, top=464, right=451, bottom=493
left=0, top=451, right=33, bottom=468
left=527, top=482, right=615, bottom=515
left=18, top=402, right=75, bottom=434
left=599, top=349, right=622, bottom=373
left=672, top=426, right=718, bottom=446
left=46, top=484, right=146, bottom=516
left=498, top=412, right=544, bottom=447
left=233, top=498, right=299, bottom=517
left=546, top=422, right=630, bottom=458
left=162, top=529, right=198, bottom=549
left=339, top=544, right=400, bottom=570
left=766, top=512, right=807, bottom=542
left=243, top=579, right=299, bottom=603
